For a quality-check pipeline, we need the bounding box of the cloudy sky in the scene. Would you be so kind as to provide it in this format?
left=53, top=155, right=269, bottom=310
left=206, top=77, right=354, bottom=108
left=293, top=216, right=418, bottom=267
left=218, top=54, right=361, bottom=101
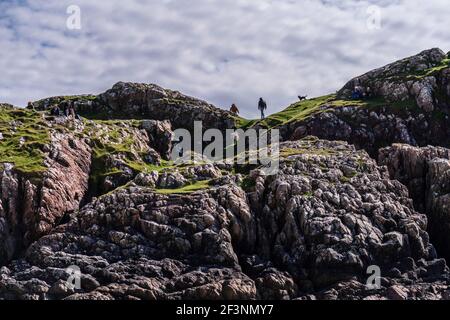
left=1, top=0, right=449, bottom=118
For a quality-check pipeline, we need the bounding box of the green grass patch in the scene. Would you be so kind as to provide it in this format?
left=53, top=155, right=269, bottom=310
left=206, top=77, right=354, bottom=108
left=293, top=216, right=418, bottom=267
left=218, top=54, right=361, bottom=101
left=303, top=191, right=314, bottom=198
left=240, top=176, right=256, bottom=192
left=0, top=106, right=50, bottom=175
left=405, top=58, right=450, bottom=80
left=155, top=179, right=212, bottom=194
left=234, top=117, right=259, bottom=129
left=235, top=91, right=424, bottom=131
left=237, top=94, right=376, bottom=129
left=85, top=119, right=186, bottom=194
left=256, top=94, right=336, bottom=128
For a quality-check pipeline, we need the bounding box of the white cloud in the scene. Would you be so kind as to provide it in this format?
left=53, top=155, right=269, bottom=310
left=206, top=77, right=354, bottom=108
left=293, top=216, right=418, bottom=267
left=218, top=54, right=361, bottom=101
left=0, top=0, right=449, bottom=118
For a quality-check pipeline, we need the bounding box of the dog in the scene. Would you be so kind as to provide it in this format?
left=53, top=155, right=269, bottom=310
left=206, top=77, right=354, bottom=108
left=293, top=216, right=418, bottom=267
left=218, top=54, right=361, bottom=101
left=298, top=95, right=308, bottom=101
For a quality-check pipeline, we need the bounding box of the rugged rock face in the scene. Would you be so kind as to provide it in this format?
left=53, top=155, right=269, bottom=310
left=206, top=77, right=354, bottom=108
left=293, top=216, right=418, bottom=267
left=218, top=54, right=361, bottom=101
left=1, top=138, right=449, bottom=300
left=29, top=95, right=97, bottom=114
left=285, top=106, right=427, bottom=157
left=32, top=82, right=238, bottom=131
left=83, top=119, right=163, bottom=196
left=98, top=82, right=237, bottom=131
left=0, top=128, right=91, bottom=265
left=141, top=120, right=173, bottom=159
left=244, top=139, right=449, bottom=298
left=379, top=144, right=450, bottom=261
left=339, top=48, right=448, bottom=112
left=2, top=49, right=450, bottom=300
left=281, top=49, right=450, bottom=156
left=0, top=111, right=174, bottom=266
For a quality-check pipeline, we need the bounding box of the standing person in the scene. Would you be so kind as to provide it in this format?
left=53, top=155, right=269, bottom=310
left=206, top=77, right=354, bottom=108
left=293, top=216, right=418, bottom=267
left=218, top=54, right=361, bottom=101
left=63, top=102, right=69, bottom=117
left=51, top=105, right=61, bottom=116
left=230, top=103, right=240, bottom=115
left=68, top=101, right=76, bottom=120
left=258, top=98, right=267, bottom=120
left=352, top=86, right=363, bottom=100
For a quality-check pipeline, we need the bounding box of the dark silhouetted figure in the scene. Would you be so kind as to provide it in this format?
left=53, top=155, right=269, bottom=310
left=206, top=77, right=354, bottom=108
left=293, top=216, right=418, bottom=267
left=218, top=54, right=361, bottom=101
left=230, top=104, right=240, bottom=115
left=258, top=98, right=267, bottom=120
left=50, top=105, right=61, bottom=117
left=68, top=102, right=76, bottom=120
left=298, top=95, right=308, bottom=101
left=351, top=86, right=363, bottom=100
left=62, top=102, right=69, bottom=117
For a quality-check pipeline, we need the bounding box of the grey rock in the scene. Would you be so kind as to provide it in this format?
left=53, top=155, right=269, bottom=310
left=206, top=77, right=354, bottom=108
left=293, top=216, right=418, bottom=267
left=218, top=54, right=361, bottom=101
left=387, top=285, right=409, bottom=300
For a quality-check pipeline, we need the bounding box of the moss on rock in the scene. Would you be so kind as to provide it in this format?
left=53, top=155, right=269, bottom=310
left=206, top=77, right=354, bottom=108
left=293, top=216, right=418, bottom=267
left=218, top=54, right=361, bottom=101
left=0, top=106, right=50, bottom=175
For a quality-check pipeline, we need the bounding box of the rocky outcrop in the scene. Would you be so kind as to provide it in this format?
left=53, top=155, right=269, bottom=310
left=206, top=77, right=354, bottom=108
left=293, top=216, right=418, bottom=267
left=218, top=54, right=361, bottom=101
left=141, top=120, right=173, bottom=160
left=0, top=129, right=91, bottom=265
left=245, top=139, right=448, bottom=293
left=3, top=49, right=450, bottom=300
left=0, top=180, right=257, bottom=300
left=83, top=120, right=163, bottom=196
left=379, top=144, right=450, bottom=261
left=338, top=48, right=448, bottom=112
left=0, top=111, right=174, bottom=267
left=98, top=82, right=237, bottom=131
left=281, top=49, right=450, bottom=157
left=284, top=102, right=450, bottom=158
left=33, top=82, right=238, bottom=131
left=30, top=95, right=98, bottom=114
left=285, top=106, right=425, bottom=156
left=1, top=138, right=448, bottom=300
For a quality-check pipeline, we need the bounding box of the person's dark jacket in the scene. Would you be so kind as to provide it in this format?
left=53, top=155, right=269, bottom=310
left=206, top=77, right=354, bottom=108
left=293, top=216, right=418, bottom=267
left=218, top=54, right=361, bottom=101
left=258, top=99, right=267, bottom=111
